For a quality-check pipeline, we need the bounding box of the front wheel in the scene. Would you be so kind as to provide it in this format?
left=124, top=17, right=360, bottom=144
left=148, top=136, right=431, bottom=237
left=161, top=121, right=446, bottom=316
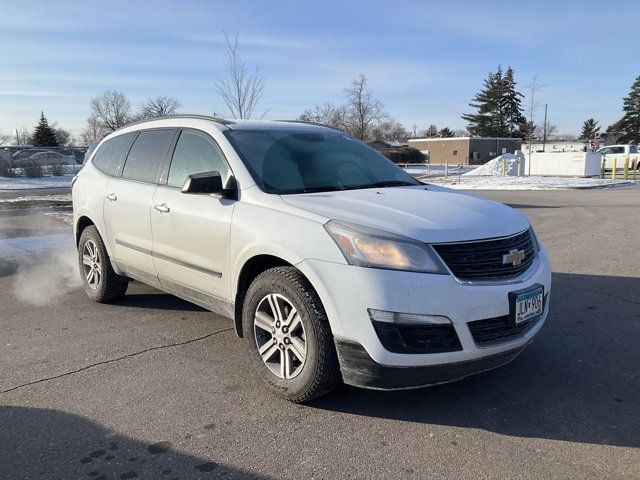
left=242, top=267, right=340, bottom=403
left=78, top=225, right=128, bottom=303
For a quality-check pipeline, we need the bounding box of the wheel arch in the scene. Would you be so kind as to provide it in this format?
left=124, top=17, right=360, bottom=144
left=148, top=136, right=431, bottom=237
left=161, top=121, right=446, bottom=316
left=233, top=254, right=295, bottom=337
left=75, top=215, right=95, bottom=246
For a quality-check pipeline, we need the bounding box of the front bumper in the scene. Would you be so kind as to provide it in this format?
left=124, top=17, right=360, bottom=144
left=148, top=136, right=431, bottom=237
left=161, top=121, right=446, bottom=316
left=335, top=339, right=528, bottom=390
left=296, top=246, right=551, bottom=387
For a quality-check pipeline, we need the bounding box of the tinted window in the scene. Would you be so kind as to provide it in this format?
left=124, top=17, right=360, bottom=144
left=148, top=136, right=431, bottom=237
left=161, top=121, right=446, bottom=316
left=167, top=130, right=230, bottom=188
left=611, top=146, right=625, bottom=154
left=92, top=132, right=136, bottom=176
left=630, top=145, right=638, bottom=154
left=121, top=129, right=175, bottom=183
left=224, top=130, right=419, bottom=194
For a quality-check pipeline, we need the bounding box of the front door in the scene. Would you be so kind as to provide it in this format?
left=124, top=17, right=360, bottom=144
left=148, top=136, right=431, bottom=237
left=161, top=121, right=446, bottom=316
left=151, top=129, right=235, bottom=310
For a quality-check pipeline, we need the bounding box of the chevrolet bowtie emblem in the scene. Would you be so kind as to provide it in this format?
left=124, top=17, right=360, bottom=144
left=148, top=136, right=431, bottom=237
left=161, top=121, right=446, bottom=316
left=502, top=249, right=525, bottom=266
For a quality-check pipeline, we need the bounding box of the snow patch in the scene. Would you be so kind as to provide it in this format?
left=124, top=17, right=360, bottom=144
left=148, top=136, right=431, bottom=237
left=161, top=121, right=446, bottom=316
left=430, top=176, right=636, bottom=190
left=0, top=174, right=73, bottom=190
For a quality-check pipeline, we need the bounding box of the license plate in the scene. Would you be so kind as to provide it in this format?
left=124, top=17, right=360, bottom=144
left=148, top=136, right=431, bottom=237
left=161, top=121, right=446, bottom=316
left=511, top=286, right=544, bottom=324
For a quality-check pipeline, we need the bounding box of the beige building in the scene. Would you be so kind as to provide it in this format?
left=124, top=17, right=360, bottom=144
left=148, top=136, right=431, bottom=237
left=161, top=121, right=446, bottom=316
left=407, top=137, right=522, bottom=165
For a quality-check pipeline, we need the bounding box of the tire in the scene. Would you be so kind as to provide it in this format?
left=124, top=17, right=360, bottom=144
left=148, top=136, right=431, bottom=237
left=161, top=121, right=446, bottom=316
left=78, top=225, right=128, bottom=303
left=242, top=266, right=340, bottom=403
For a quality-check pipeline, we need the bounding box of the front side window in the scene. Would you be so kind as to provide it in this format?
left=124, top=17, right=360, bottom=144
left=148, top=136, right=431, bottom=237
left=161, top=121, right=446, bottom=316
left=224, top=130, right=420, bottom=194
left=92, top=132, right=136, bottom=176
left=167, top=130, right=230, bottom=188
left=121, top=129, right=175, bottom=183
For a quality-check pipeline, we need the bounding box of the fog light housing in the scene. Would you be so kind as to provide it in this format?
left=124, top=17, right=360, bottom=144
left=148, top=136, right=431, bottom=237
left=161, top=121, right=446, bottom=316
left=367, top=309, right=452, bottom=325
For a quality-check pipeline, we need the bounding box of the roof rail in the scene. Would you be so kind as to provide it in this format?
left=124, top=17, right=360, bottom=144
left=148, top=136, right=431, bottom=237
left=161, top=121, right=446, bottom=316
left=114, top=114, right=235, bottom=132
left=274, top=119, right=332, bottom=128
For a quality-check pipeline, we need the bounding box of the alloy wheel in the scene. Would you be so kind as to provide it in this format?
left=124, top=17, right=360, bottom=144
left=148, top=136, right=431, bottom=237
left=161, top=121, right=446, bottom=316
left=254, top=293, right=307, bottom=379
left=82, top=239, right=102, bottom=290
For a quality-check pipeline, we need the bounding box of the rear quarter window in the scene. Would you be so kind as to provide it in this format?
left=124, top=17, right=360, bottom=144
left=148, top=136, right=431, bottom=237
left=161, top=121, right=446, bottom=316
left=91, top=132, right=136, bottom=176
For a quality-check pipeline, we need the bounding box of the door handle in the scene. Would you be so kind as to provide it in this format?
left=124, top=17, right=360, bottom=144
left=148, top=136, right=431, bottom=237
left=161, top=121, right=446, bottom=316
left=154, top=203, right=170, bottom=213
left=106, top=193, right=117, bottom=201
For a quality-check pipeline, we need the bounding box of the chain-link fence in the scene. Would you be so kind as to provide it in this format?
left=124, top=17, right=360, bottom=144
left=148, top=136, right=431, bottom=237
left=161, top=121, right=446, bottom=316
left=0, top=145, right=88, bottom=178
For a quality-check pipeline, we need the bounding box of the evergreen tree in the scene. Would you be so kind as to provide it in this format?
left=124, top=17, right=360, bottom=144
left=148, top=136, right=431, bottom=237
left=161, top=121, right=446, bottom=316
left=580, top=118, right=600, bottom=139
left=605, top=121, right=624, bottom=143
left=439, top=127, right=455, bottom=137
left=31, top=112, right=59, bottom=147
left=462, top=67, right=503, bottom=136
left=501, top=67, right=528, bottom=137
left=619, top=75, right=640, bottom=143
left=424, top=124, right=438, bottom=137
left=463, top=66, right=526, bottom=138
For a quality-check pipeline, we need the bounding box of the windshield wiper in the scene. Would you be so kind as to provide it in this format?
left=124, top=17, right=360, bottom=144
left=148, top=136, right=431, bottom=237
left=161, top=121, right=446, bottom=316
left=372, top=180, right=419, bottom=188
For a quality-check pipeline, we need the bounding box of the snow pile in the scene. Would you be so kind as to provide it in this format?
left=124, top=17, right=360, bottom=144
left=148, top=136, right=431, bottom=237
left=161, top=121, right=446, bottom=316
left=465, top=153, right=525, bottom=176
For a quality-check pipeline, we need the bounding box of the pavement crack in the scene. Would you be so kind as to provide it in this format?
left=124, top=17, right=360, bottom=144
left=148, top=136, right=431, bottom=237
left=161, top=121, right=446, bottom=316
left=0, top=327, right=234, bottom=395
left=556, top=282, right=640, bottom=306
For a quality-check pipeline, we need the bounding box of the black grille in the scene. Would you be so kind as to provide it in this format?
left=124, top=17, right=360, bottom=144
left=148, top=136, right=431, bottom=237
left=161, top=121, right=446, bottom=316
left=433, top=230, right=536, bottom=281
left=468, top=300, right=545, bottom=346
left=372, top=320, right=462, bottom=354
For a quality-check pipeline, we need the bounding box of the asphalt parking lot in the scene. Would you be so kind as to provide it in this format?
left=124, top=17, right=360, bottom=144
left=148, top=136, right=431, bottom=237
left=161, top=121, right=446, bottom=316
left=1, top=186, right=639, bottom=479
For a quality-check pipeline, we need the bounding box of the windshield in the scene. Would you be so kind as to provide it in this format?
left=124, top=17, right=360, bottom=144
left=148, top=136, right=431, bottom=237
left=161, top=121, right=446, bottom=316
left=224, top=129, right=421, bottom=194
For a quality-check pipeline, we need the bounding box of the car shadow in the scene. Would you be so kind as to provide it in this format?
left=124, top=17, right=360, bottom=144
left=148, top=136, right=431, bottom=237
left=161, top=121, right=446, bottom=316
left=112, top=291, right=207, bottom=312
left=310, top=272, right=640, bottom=449
left=0, top=406, right=272, bottom=480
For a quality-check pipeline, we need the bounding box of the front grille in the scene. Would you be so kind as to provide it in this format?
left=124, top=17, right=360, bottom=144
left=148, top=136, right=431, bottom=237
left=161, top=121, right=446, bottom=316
left=372, top=320, right=462, bottom=354
left=433, top=229, right=536, bottom=281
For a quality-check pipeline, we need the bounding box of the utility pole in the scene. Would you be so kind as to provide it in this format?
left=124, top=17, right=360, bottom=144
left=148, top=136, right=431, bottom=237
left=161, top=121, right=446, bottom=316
left=15, top=129, right=19, bottom=145
left=542, top=103, right=548, bottom=152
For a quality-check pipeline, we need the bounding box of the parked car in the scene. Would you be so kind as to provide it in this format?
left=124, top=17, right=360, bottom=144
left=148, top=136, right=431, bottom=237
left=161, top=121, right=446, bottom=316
left=72, top=116, right=552, bottom=402
left=14, top=150, right=75, bottom=168
left=598, top=144, right=640, bottom=169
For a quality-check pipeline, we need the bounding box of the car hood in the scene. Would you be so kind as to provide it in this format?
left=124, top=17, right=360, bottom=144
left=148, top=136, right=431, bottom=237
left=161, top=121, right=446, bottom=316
left=281, top=185, right=530, bottom=243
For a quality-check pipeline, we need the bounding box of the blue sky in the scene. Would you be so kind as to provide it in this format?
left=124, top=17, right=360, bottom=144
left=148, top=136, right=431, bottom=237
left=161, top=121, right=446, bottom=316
left=1, top=0, right=638, bottom=137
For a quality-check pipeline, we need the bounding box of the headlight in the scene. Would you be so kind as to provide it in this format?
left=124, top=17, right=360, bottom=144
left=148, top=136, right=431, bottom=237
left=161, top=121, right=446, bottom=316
left=324, top=220, right=447, bottom=274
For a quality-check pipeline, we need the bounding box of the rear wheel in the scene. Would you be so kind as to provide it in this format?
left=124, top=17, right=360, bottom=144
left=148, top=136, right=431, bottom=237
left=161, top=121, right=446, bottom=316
left=78, top=225, right=128, bottom=303
left=242, top=267, right=340, bottom=403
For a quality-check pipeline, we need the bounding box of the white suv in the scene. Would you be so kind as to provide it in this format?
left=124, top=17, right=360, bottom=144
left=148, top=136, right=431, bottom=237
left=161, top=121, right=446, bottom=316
left=73, top=116, right=551, bottom=402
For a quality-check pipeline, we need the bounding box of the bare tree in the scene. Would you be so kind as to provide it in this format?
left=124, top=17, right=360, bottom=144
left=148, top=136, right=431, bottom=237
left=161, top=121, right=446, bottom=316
left=48, top=121, right=74, bottom=147
left=216, top=32, right=265, bottom=119
left=525, top=76, right=545, bottom=174
left=90, top=90, right=132, bottom=132
left=535, top=121, right=558, bottom=140
left=369, top=119, right=408, bottom=141
left=453, top=129, right=469, bottom=137
left=343, top=74, right=387, bottom=140
left=15, top=127, right=32, bottom=146
left=298, top=102, right=345, bottom=129
left=80, top=115, right=108, bottom=146
left=0, top=131, right=11, bottom=146
left=137, top=96, right=182, bottom=120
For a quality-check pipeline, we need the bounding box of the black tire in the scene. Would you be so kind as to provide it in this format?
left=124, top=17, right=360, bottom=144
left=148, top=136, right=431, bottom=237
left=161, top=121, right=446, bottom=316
left=242, top=266, right=340, bottom=403
left=78, top=225, right=128, bottom=303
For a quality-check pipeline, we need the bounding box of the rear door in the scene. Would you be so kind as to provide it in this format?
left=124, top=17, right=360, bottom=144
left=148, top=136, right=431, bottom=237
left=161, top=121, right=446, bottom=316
left=103, top=128, right=176, bottom=283
left=151, top=128, right=235, bottom=308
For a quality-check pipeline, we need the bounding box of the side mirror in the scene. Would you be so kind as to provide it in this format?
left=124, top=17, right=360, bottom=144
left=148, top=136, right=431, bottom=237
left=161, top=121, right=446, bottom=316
left=181, top=171, right=236, bottom=198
